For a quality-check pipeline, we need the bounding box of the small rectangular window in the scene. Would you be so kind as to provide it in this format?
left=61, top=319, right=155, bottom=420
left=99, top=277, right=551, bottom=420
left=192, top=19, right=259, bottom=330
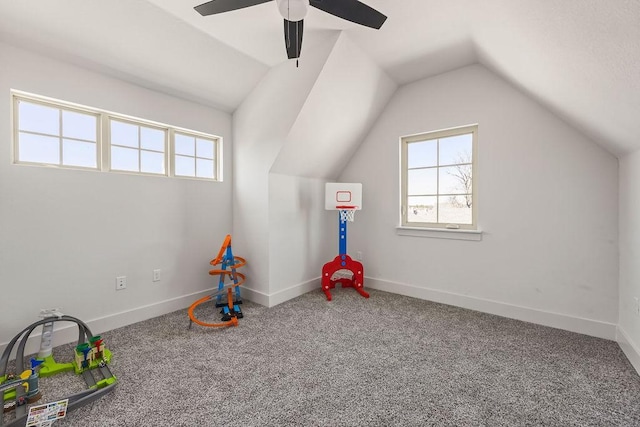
left=12, top=91, right=221, bottom=182
left=401, top=125, right=478, bottom=230
left=173, top=132, right=217, bottom=180
left=109, top=118, right=167, bottom=175
left=14, top=98, right=98, bottom=169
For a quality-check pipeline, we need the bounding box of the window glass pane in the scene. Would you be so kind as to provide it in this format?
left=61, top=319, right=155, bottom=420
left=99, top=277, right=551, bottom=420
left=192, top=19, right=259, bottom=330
left=18, top=132, right=60, bottom=164
left=407, top=168, right=437, bottom=195
left=439, top=195, right=472, bottom=224
left=402, top=125, right=476, bottom=228
left=111, top=121, right=138, bottom=148
left=175, top=134, right=195, bottom=156
left=196, top=158, right=214, bottom=179
left=408, top=196, right=437, bottom=223
left=196, top=138, right=214, bottom=159
left=62, top=110, right=97, bottom=141
left=141, top=127, right=165, bottom=152
left=439, top=134, right=472, bottom=166
left=175, top=155, right=195, bottom=177
left=19, top=101, right=59, bottom=135
left=408, top=140, right=437, bottom=168
left=111, top=146, right=139, bottom=172
left=63, top=140, right=97, bottom=168
left=439, top=165, right=471, bottom=195
left=141, top=150, right=165, bottom=174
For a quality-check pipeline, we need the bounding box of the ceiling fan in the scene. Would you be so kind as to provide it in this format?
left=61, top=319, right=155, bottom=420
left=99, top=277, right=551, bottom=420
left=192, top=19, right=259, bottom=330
left=194, top=0, right=387, bottom=61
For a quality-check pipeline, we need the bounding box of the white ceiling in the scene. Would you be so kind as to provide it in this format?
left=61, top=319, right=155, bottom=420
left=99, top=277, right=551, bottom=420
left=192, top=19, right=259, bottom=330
left=1, top=0, right=639, bottom=155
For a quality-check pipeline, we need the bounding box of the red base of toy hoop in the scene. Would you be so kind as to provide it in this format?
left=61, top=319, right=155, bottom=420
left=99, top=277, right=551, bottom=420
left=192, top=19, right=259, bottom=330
left=321, top=254, right=369, bottom=301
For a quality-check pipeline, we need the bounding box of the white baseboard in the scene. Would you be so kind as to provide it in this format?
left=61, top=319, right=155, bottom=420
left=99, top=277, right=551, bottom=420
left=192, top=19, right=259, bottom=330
left=240, top=286, right=269, bottom=306
left=366, top=277, right=618, bottom=340
left=3, top=278, right=623, bottom=366
left=267, top=278, right=320, bottom=307
left=242, top=278, right=320, bottom=307
left=617, top=326, right=640, bottom=375
left=1, top=281, right=319, bottom=362
left=0, top=288, right=218, bottom=362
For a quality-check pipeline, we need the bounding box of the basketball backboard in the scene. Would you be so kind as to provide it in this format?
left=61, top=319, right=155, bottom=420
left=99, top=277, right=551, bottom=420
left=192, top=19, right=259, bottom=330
left=325, top=183, right=362, bottom=210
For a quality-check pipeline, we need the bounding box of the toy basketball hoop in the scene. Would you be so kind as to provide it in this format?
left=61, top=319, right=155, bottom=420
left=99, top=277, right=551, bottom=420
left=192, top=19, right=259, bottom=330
left=322, top=182, right=368, bottom=301
left=337, top=206, right=357, bottom=222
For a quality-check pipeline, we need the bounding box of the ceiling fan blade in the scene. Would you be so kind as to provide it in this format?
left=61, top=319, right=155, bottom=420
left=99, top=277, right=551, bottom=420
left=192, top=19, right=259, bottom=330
left=194, top=0, right=272, bottom=16
left=284, top=19, right=304, bottom=59
left=309, top=0, right=386, bottom=29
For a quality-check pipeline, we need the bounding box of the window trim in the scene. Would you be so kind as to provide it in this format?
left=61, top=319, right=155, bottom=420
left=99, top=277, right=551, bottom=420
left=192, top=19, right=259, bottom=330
left=12, top=93, right=102, bottom=171
left=395, top=226, right=482, bottom=241
left=107, top=116, right=169, bottom=176
left=171, top=129, right=220, bottom=181
left=400, top=124, right=478, bottom=230
left=11, top=90, right=222, bottom=182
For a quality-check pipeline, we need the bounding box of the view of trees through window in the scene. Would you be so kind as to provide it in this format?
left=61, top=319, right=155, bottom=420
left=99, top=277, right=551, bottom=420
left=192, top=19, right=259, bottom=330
left=403, top=126, right=476, bottom=228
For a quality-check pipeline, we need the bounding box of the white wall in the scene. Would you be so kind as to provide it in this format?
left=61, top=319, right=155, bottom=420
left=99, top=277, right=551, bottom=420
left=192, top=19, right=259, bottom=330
left=619, top=150, right=640, bottom=372
left=268, top=174, right=334, bottom=302
left=232, top=35, right=337, bottom=303
left=233, top=32, right=395, bottom=306
left=341, top=64, right=619, bottom=339
left=0, top=42, right=233, bottom=354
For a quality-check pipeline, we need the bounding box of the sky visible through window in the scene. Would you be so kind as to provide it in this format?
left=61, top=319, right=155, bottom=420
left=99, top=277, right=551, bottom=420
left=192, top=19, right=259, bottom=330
left=18, top=100, right=98, bottom=168
left=174, top=132, right=216, bottom=179
left=110, top=119, right=165, bottom=174
left=13, top=92, right=221, bottom=181
left=406, top=132, right=473, bottom=225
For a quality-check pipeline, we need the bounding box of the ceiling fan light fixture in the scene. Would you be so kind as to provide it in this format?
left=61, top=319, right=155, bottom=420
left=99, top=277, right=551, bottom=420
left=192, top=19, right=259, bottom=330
left=275, top=0, right=308, bottom=22
left=194, top=0, right=386, bottom=61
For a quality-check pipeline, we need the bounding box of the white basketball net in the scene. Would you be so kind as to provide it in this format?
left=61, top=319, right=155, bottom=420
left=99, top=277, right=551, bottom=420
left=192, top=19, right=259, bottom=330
left=339, top=209, right=356, bottom=222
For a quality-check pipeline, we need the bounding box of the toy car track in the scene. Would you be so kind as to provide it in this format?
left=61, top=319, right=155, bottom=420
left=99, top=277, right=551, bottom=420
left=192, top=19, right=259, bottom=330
left=0, top=315, right=117, bottom=427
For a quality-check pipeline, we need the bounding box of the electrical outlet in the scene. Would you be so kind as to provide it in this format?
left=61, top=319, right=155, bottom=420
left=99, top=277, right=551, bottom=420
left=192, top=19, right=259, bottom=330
left=116, top=276, right=126, bottom=290
left=635, top=297, right=640, bottom=316
left=356, top=251, right=363, bottom=261
left=153, top=269, right=161, bottom=282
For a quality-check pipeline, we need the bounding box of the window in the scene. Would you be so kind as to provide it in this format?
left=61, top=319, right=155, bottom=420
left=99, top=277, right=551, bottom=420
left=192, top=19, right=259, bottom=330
left=109, top=119, right=166, bottom=175
left=11, top=91, right=221, bottom=181
left=14, top=98, right=99, bottom=169
left=173, top=132, right=217, bottom=179
left=401, top=124, right=477, bottom=230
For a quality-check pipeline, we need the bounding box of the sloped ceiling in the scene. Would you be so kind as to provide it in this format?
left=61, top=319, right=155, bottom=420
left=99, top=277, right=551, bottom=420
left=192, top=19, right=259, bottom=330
left=1, top=1, right=638, bottom=155
left=0, top=0, right=268, bottom=112
left=271, top=32, right=396, bottom=179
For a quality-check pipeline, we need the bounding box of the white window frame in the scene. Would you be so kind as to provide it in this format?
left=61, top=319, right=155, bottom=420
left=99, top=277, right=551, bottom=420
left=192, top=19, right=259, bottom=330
left=12, top=94, right=101, bottom=171
left=400, top=124, right=478, bottom=231
left=107, top=117, right=169, bottom=176
left=171, top=130, right=220, bottom=181
left=10, top=90, right=222, bottom=182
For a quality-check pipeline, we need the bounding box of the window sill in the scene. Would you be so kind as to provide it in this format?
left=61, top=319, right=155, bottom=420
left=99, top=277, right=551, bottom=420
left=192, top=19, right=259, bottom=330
left=396, top=226, right=483, bottom=241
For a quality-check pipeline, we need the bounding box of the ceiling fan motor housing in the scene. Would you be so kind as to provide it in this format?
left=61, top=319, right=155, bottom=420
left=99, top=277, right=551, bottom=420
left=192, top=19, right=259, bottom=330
left=275, top=0, right=308, bottom=22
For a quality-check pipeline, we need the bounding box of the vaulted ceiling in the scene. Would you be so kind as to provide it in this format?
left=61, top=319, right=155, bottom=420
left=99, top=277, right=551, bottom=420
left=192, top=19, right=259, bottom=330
left=1, top=0, right=638, bottom=155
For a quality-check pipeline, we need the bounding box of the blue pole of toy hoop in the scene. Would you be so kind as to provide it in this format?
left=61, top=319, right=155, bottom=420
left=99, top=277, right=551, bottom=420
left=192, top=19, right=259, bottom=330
left=338, top=212, right=347, bottom=257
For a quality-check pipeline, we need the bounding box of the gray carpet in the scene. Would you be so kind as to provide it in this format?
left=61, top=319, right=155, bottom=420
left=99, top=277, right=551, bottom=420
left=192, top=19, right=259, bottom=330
left=4, top=289, right=640, bottom=426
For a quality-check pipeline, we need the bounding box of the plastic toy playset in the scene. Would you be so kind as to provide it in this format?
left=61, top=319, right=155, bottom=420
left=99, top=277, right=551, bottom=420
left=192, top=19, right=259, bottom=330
left=188, top=234, right=246, bottom=328
left=322, top=183, right=369, bottom=301
left=1, top=310, right=116, bottom=427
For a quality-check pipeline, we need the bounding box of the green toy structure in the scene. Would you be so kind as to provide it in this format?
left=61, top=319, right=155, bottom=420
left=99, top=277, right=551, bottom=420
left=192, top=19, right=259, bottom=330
left=1, top=312, right=117, bottom=427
